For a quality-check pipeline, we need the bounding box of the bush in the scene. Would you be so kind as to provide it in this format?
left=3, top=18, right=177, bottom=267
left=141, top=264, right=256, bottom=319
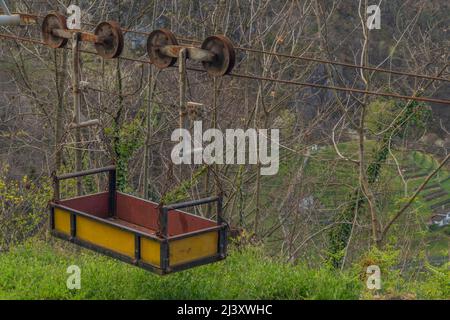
left=0, top=166, right=51, bottom=251
left=355, top=246, right=449, bottom=300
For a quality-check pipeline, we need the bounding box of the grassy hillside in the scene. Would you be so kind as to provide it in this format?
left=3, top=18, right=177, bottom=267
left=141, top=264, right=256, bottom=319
left=0, top=239, right=448, bottom=300
left=246, top=142, right=449, bottom=268
left=306, top=144, right=450, bottom=263
left=307, top=142, right=450, bottom=214
left=0, top=239, right=361, bottom=300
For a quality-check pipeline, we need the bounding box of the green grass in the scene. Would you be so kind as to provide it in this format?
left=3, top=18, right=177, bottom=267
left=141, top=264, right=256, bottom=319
left=1, top=239, right=447, bottom=300
left=0, top=239, right=362, bottom=300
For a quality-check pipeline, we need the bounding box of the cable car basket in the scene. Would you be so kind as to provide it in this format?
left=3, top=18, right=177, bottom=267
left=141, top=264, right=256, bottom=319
left=49, top=166, right=227, bottom=275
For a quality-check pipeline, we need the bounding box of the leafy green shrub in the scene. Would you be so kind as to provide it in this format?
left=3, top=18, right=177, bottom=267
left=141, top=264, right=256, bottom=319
left=0, top=166, right=51, bottom=251
left=415, top=263, right=450, bottom=299
left=104, top=116, right=144, bottom=192
left=442, top=225, right=450, bottom=236
left=355, top=246, right=449, bottom=300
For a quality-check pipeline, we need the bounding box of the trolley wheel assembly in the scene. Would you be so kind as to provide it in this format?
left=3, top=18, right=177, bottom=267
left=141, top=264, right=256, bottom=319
left=147, top=29, right=179, bottom=69
left=201, top=35, right=235, bottom=76
left=94, top=21, right=124, bottom=59
left=42, top=12, right=68, bottom=49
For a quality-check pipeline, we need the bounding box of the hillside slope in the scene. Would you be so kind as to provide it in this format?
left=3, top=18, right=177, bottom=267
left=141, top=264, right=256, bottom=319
left=0, top=240, right=360, bottom=300
left=0, top=239, right=448, bottom=300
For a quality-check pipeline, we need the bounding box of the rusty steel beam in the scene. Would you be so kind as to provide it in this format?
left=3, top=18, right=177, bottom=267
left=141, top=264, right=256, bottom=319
left=51, top=28, right=76, bottom=40
left=52, top=28, right=104, bottom=44
left=72, top=32, right=83, bottom=196
left=80, top=32, right=101, bottom=43
left=164, top=196, right=221, bottom=211
left=0, top=1, right=36, bottom=26
left=56, top=166, right=116, bottom=181
left=18, top=13, right=37, bottom=25
left=0, top=14, right=19, bottom=25
left=159, top=45, right=215, bottom=62
left=179, top=48, right=188, bottom=130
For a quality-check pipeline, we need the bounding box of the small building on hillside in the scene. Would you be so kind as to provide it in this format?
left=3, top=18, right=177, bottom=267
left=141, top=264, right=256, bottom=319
left=429, top=212, right=450, bottom=227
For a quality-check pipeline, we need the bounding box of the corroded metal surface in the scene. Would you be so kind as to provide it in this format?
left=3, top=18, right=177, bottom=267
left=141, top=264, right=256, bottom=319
left=42, top=12, right=68, bottom=48
left=58, top=192, right=218, bottom=237
left=146, top=28, right=178, bottom=69
left=94, top=20, right=124, bottom=59
left=42, top=14, right=123, bottom=58
left=201, top=35, right=235, bottom=76
left=116, top=193, right=217, bottom=236
left=18, top=13, right=37, bottom=25
left=160, top=45, right=215, bottom=61
left=59, top=192, right=110, bottom=218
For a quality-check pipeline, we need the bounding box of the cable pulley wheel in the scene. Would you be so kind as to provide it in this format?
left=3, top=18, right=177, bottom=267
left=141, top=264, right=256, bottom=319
left=94, top=21, right=124, bottom=59
left=42, top=12, right=68, bottom=49
left=147, top=29, right=178, bottom=69
left=201, top=35, right=235, bottom=76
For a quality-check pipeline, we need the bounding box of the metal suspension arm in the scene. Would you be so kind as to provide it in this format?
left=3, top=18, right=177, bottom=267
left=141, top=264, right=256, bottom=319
left=0, top=1, right=37, bottom=25
left=53, top=166, right=117, bottom=216
left=158, top=195, right=224, bottom=238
